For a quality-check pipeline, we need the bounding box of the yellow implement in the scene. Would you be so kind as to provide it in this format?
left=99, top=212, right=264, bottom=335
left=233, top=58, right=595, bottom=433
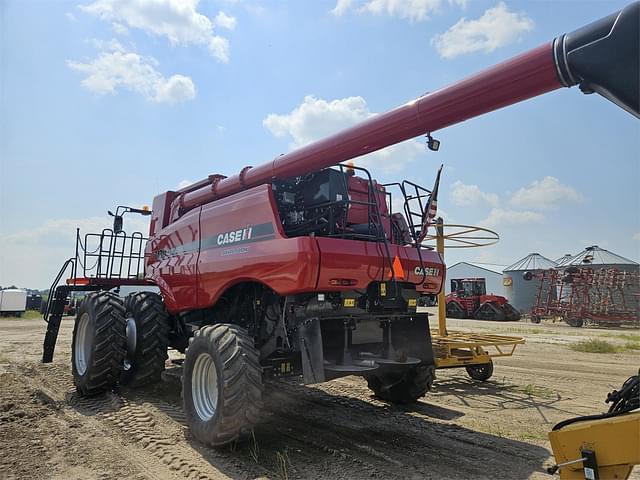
left=423, top=220, right=525, bottom=375
left=432, top=330, right=524, bottom=369
left=548, top=411, right=639, bottom=479
left=548, top=373, right=639, bottom=480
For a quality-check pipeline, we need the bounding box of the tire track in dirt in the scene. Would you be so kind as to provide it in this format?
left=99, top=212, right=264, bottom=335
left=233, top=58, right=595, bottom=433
left=31, top=363, right=235, bottom=480
left=254, top=378, right=551, bottom=479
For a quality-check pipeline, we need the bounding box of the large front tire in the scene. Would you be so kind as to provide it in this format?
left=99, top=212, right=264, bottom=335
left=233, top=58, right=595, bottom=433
left=183, top=324, right=263, bottom=447
left=121, top=292, right=170, bottom=387
left=367, top=364, right=436, bottom=404
left=72, top=291, right=126, bottom=396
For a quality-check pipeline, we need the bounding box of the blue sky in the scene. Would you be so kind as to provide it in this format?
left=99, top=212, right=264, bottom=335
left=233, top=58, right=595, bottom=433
left=1, top=0, right=638, bottom=289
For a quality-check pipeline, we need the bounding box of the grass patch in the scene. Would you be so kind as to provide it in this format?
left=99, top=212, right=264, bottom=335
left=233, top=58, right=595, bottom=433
left=623, top=341, right=640, bottom=351
left=569, top=339, right=621, bottom=353
left=0, top=310, right=42, bottom=320
left=603, top=333, right=640, bottom=342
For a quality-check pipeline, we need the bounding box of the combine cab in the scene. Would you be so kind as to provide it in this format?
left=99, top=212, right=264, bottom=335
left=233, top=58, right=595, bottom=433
left=446, top=278, right=521, bottom=321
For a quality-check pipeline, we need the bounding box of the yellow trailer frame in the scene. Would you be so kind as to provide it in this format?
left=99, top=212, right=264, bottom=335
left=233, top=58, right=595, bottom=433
left=424, top=220, right=525, bottom=370
left=432, top=330, right=524, bottom=368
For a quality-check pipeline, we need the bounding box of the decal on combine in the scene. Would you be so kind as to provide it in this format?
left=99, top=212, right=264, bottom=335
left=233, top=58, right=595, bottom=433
left=204, top=222, right=275, bottom=250
left=414, top=266, right=440, bottom=277
left=216, top=226, right=253, bottom=246
left=222, top=247, right=250, bottom=256
left=154, top=222, right=276, bottom=259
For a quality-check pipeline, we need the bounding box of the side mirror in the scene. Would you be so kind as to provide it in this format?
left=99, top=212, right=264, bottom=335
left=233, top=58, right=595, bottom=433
left=113, top=215, right=123, bottom=234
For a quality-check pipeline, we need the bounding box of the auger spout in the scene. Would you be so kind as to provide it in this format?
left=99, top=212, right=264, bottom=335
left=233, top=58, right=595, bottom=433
left=172, top=2, right=638, bottom=218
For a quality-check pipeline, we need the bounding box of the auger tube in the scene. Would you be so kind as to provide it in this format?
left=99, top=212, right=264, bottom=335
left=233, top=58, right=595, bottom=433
left=174, top=2, right=639, bottom=215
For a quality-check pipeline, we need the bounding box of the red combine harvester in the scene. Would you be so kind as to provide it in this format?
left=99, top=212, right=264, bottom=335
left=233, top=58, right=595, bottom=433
left=446, top=278, right=521, bottom=321
left=42, top=4, right=639, bottom=447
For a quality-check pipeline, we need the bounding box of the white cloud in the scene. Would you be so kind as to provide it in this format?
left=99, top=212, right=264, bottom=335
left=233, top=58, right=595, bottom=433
left=432, top=2, right=533, bottom=59
left=80, top=0, right=232, bottom=62
left=112, top=22, right=129, bottom=35
left=509, top=176, right=583, bottom=210
left=448, top=0, right=467, bottom=8
left=480, top=208, right=544, bottom=228
left=263, top=95, right=425, bottom=173
left=361, top=0, right=441, bottom=21
left=332, top=0, right=445, bottom=21
left=177, top=180, right=194, bottom=189
left=65, top=12, right=77, bottom=21
left=450, top=180, right=498, bottom=207
left=633, top=232, right=640, bottom=241
left=214, top=11, right=237, bottom=30
left=67, top=40, right=196, bottom=104
left=331, top=0, right=354, bottom=16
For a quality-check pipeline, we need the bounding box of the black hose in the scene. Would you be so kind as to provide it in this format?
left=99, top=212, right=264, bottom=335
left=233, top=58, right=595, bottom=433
left=552, top=374, right=639, bottom=431
left=607, top=374, right=639, bottom=414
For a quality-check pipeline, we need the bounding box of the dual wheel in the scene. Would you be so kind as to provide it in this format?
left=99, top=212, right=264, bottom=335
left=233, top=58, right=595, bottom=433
left=72, top=291, right=169, bottom=395
left=71, top=292, right=263, bottom=446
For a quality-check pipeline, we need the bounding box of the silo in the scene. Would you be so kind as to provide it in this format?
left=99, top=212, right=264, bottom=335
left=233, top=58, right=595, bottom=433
left=503, top=253, right=557, bottom=314
left=554, top=254, right=574, bottom=267
left=565, top=245, right=638, bottom=271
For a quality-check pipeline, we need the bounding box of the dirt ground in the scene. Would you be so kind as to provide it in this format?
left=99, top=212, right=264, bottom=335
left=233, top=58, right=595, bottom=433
left=0, top=313, right=638, bottom=480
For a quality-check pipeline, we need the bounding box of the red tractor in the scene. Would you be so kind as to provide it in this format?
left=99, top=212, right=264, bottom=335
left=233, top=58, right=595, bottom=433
left=446, top=278, right=520, bottom=321
left=40, top=3, right=638, bottom=448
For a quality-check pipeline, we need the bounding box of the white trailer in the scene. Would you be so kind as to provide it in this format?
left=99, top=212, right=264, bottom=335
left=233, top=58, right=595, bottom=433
left=0, top=289, right=27, bottom=317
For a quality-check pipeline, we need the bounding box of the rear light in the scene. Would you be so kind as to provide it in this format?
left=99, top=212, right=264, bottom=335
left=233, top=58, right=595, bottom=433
left=329, top=278, right=357, bottom=286
left=67, top=278, right=90, bottom=286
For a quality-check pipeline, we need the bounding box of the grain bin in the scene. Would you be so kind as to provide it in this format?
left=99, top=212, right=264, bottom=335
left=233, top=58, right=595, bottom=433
left=564, top=245, right=638, bottom=270
left=503, top=253, right=557, bottom=314
left=554, top=254, right=574, bottom=266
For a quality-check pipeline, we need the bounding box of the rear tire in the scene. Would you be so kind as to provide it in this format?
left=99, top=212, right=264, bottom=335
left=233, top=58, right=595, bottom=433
left=121, top=292, right=170, bottom=387
left=183, top=324, right=263, bottom=446
left=565, top=317, right=584, bottom=328
left=367, top=364, right=435, bottom=404
left=72, top=291, right=126, bottom=396
left=466, top=361, right=494, bottom=381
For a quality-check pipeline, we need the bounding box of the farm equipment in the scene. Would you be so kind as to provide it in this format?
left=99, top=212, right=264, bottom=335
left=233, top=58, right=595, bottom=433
left=530, top=267, right=640, bottom=327
left=42, top=3, right=639, bottom=447
left=422, top=221, right=524, bottom=380
left=547, top=373, right=639, bottom=479
left=446, top=278, right=521, bottom=321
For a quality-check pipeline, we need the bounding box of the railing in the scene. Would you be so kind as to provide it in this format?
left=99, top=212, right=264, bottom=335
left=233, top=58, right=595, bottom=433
left=72, top=228, right=146, bottom=281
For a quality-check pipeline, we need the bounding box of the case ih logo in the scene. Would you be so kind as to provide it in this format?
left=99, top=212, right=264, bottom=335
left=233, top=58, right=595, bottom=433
left=217, top=226, right=253, bottom=246
left=414, top=266, right=440, bottom=277
left=207, top=222, right=275, bottom=249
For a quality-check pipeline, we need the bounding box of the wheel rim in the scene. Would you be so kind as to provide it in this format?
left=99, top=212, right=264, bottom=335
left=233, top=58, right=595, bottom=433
left=124, top=317, right=137, bottom=370
left=74, top=312, right=90, bottom=376
left=192, top=352, right=219, bottom=421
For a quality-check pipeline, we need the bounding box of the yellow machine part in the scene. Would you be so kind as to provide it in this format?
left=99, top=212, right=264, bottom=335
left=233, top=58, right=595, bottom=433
left=548, top=411, right=640, bottom=479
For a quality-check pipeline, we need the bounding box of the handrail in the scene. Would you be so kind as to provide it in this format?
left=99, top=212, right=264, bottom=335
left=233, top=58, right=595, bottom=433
left=43, top=258, right=75, bottom=323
